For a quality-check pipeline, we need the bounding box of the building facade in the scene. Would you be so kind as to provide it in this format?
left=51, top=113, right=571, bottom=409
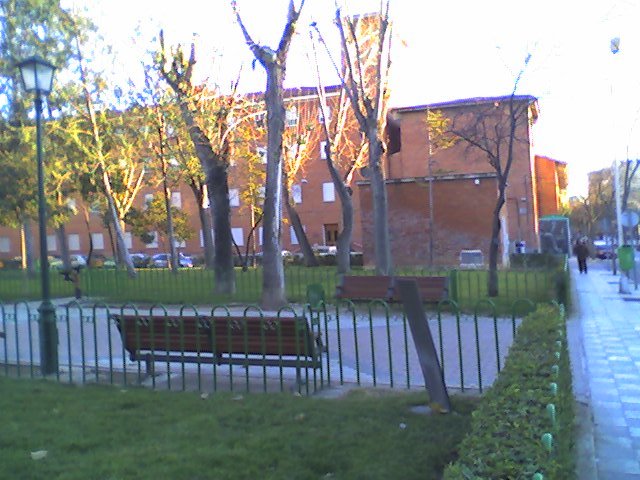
left=0, top=92, right=567, bottom=268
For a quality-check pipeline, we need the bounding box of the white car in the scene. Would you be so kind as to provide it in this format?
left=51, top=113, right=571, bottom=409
left=69, top=254, right=87, bottom=268
left=313, top=245, right=337, bottom=256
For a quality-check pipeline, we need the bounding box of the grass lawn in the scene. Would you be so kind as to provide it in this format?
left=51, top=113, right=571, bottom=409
left=0, top=376, right=477, bottom=480
left=0, top=265, right=560, bottom=316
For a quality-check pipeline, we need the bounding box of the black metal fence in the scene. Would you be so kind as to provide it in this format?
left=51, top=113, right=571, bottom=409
left=0, top=298, right=534, bottom=395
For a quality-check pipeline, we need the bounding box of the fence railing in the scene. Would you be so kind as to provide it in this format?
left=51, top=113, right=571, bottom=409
left=0, top=264, right=564, bottom=309
left=0, top=299, right=534, bottom=395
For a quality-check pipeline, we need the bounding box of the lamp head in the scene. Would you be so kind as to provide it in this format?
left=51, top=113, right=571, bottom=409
left=16, top=56, right=56, bottom=95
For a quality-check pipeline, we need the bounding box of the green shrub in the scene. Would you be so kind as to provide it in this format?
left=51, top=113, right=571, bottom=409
left=510, top=253, right=566, bottom=270
left=443, top=303, right=574, bottom=479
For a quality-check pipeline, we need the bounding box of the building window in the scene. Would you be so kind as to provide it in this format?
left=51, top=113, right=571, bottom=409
left=0, top=237, right=9, bottom=253
left=291, top=184, right=302, bottom=204
left=290, top=226, right=299, bottom=245
left=257, top=146, right=267, bottom=164
left=174, top=238, right=186, bottom=248
left=124, top=232, right=133, bottom=249
left=322, top=182, right=335, bottom=202
left=91, top=233, right=104, bottom=250
left=320, top=141, right=327, bottom=160
left=144, top=194, right=154, bottom=209
left=318, top=105, right=330, bottom=123
left=47, top=234, right=57, bottom=252
left=66, top=198, right=77, bottom=211
left=145, top=232, right=158, bottom=249
left=171, top=191, right=182, bottom=208
left=258, top=227, right=263, bottom=246
left=232, top=227, right=244, bottom=247
left=68, top=234, right=80, bottom=251
left=286, top=106, right=298, bottom=127
left=229, top=188, right=240, bottom=207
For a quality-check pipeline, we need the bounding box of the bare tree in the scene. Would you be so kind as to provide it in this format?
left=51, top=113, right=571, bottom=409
left=282, top=100, right=320, bottom=267
left=232, top=0, right=305, bottom=309
left=331, top=4, right=393, bottom=274
left=309, top=32, right=367, bottom=274
left=447, top=61, right=534, bottom=296
left=158, top=33, right=238, bottom=294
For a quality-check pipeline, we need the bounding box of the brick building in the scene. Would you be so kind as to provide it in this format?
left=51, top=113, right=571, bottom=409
left=358, top=95, right=568, bottom=267
left=0, top=91, right=567, bottom=268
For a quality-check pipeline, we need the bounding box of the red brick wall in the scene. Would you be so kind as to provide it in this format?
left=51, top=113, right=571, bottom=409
left=386, top=101, right=539, bottom=252
left=535, top=155, right=563, bottom=217
left=359, top=176, right=498, bottom=267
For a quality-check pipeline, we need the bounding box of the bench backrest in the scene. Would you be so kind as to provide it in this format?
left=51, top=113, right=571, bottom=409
left=335, top=275, right=449, bottom=303
left=111, top=314, right=317, bottom=358
left=335, top=275, right=393, bottom=300
left=389, top=276, right=449, bottom=303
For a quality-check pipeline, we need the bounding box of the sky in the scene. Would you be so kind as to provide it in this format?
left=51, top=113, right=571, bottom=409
left=61, top=0, right=640, bottom=197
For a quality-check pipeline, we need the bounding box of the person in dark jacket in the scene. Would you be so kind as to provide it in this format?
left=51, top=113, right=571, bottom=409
left=573, top=239, right=590, bottom=274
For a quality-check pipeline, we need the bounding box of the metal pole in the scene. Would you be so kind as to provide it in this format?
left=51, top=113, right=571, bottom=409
left=35, top=93, right=58, bottom=375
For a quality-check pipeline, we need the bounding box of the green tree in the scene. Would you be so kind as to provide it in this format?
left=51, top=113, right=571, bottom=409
left=126, top=196, right=192, bottom=252
left=0, top=0, right=89, bottom=271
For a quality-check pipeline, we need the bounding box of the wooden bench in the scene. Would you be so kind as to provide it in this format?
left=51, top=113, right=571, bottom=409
left=335, top=275, right=448, bottom=304
left=335, top=275, right=393, bottom=302
left=388, top=276, right=449, bottom=304
left=109, top=313, right=322, bottom=382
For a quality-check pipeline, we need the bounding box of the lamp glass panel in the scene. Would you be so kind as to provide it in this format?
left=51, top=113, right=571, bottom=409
left=19, top=62, right=37, bottom=91
left=35, top=61, right=54, bottom=92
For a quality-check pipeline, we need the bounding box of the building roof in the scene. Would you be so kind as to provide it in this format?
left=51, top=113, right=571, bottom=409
left=244, top=85, right=342, bottom=102
left=392, top=94, right=538, bottom=114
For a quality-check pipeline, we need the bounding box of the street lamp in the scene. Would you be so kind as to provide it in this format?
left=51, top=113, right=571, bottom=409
left=16, top=56, right=58, bottom=375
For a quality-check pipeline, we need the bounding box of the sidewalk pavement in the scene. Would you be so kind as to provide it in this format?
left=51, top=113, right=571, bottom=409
left=570, top=256, right=640, bottom=479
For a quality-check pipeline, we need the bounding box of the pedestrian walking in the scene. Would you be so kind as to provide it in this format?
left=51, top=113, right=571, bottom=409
left=573, top=238, right=589, bottom=274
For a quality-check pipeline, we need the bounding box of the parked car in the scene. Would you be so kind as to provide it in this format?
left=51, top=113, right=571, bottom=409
left=130, top=253, right=151, bottom=268
left=593, top=240, right=616, bottom=260
left=69, top=254, right=87, bottom=269
left=151, top=253, right=193, bottom=268
left=312, top=245, right=337, bottom=256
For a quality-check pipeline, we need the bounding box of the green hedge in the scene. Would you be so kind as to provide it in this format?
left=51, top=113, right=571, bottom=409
left=510, top=253, right=567, bottom=270
left=444, top=303, right=575, bottom=479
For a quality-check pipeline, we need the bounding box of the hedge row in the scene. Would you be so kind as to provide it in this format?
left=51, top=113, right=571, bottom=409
left=444, top=303, right=575, bottom=479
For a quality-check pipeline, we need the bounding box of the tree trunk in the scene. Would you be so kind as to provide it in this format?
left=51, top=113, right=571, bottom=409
left=106, top=194, right=136, bottom=277
left=81, top=205, right=95, bottom=267
left=21, top=218, right=36, bottom=277
left=162, top=176, right=178, bottom=274
left=57, top=225, right=71, bottom=271
left=368, top=128, right=392, bottom=275
left=199, top=204, right=215, bottom=269
left=209, top=162, right=235, bottom=294
left=488, top=196, right=505, bottom=297
left=261, top=64, right=287, bottom=309
left=283, top=180, right=318, bottom=267
left=187, top=181, right=215, bottom=269
left=325, top=153, right=354, bottom=275
left=171, top=93, right=235, bottom=293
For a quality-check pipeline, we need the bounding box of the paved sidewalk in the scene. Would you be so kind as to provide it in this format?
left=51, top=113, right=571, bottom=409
left=570, top=257, right=640, bottom=479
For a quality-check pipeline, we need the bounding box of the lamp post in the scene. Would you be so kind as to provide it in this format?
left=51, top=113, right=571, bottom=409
left=610, top=37, right=629, bottom=292
left=17, top=56, right=58, bottom=375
